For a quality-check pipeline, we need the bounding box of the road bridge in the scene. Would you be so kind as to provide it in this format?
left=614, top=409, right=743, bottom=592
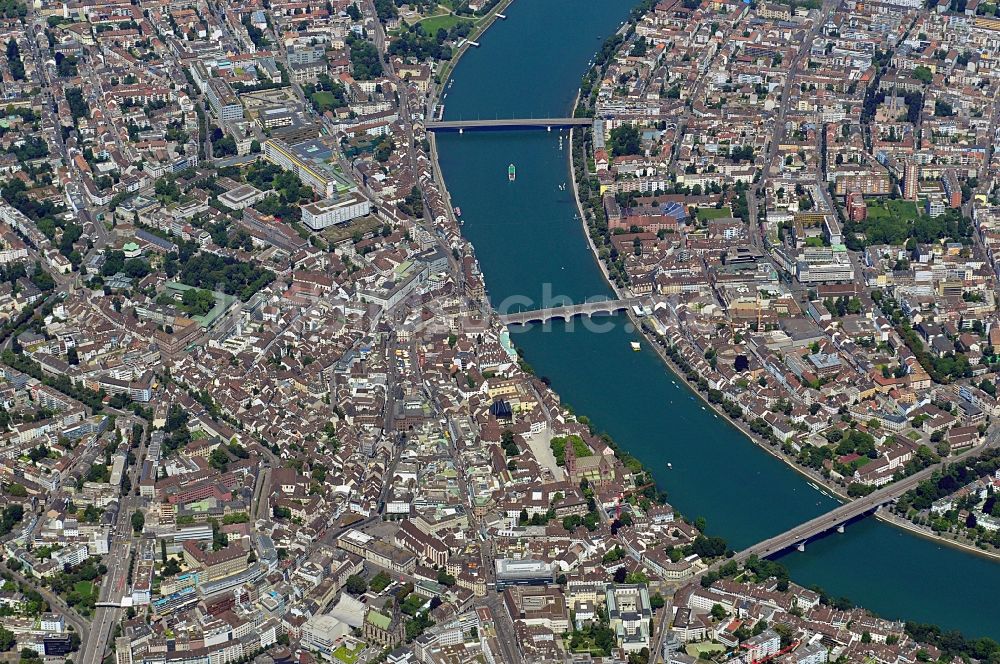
left=499, top=298, right=647, bottom=325
left=425, top=117, right=594, bottom=131
left=729, top=440, right=996, bottom=565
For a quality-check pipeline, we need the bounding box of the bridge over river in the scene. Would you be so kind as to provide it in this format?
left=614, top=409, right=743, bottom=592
left=499, top=297, right=648, bottom=326
left=425, top=117, right=594, bottom=131
left=727, top=438, right=998, bottom=565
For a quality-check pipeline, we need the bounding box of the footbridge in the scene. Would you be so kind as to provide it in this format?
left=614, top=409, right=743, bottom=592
left=499, top=297, right=647, bottom=326
left=425, top=117, right=594, bottom=131
left=728, top=439, right=997, bottom=565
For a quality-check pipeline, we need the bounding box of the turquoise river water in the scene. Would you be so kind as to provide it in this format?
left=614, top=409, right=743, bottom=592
left=435, top=0, right=1000, bottom=638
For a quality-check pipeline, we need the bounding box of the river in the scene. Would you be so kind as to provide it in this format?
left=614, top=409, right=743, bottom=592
left=434, top=0, right=1000, bottom=639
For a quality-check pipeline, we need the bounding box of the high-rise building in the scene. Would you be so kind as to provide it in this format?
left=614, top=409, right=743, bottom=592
left=205, top=78, right=243, bottom=122
left=903, top=160, right=920, bottom=200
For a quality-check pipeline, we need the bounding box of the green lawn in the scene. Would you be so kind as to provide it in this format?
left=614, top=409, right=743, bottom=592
left=333, top=644, right=363, bottom=664
left=418, top=13, right=472, bottom=34
left=401, top=593, right=426, bottom=615
left=571, top=437, right=591, bottom=458
left=855, top=197, right=967, bottom=247
left=697, top=206, right=733, bottom=221
left=309, top=91, right=341, bottom=113
left=686, top=643, right=726, bottom=657
left=550, top=434, right=592, bottom=466
left=865, top=199, right=919, bottom=223
left=74, top=581, right=96, bottom=599
left=566, top=636, right=607, bottom=657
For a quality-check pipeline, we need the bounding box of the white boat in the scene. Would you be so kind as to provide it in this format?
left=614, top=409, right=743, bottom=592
left=666, top=462, right=673, bottom=469
left=630, top=341, right=640, bottom=351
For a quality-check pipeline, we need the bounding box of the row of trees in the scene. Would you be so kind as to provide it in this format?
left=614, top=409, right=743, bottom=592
left=571, top=105, right=631, bottom=289
left=823, top=295, right=862, bottom=318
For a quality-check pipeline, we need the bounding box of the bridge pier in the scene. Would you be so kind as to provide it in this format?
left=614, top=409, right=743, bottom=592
left=836, top=524, right=845, bottom=533
left=796, top=542, right=806, bottom=552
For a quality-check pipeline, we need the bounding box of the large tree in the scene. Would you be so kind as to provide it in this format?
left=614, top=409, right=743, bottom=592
left=0, top=625, right=15, bottom=651
left=609, top=125, right=641, bottom=157
left=131, top=510, right=144, bottom=533
left=345, top=575, right=368, bottom=595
